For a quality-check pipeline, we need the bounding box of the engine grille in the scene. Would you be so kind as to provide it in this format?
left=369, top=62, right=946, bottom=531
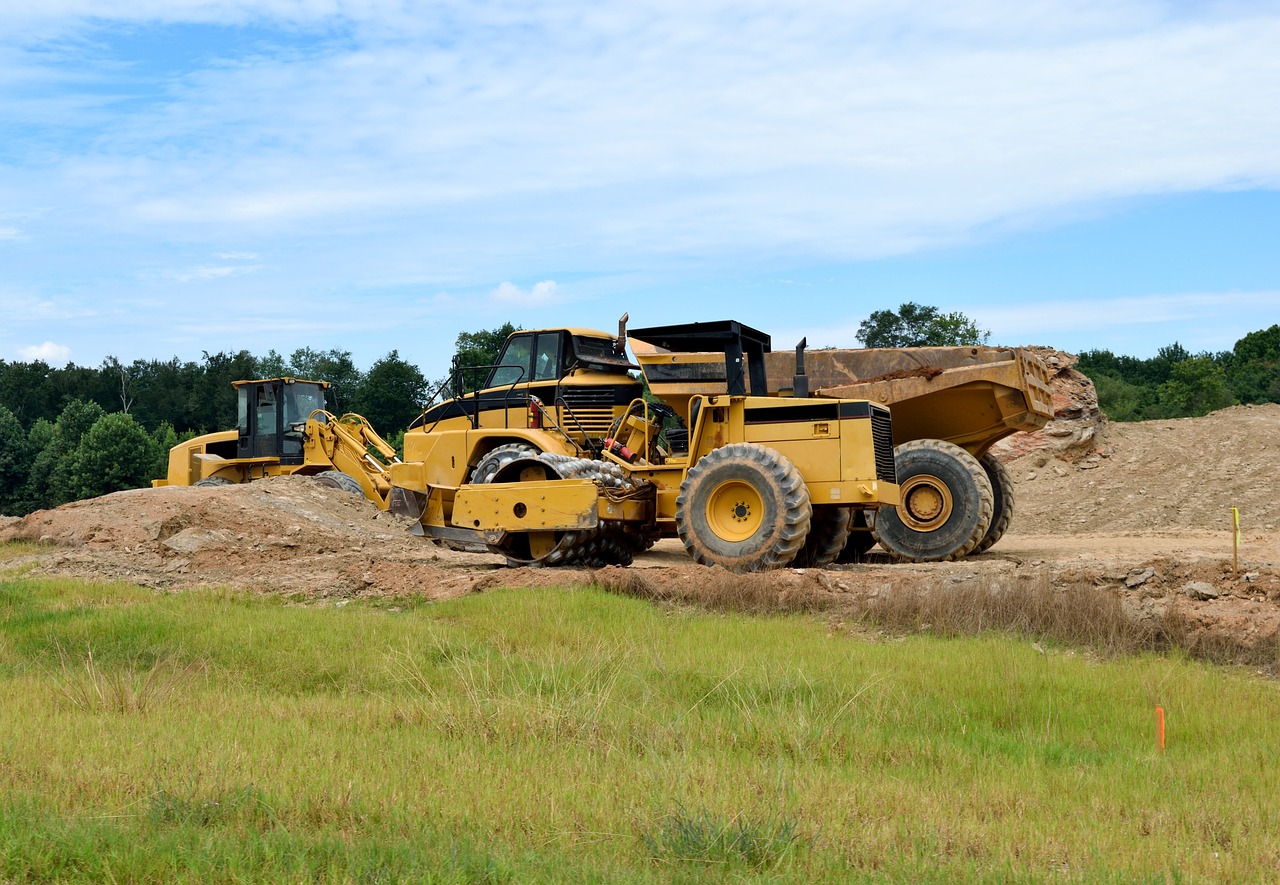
left=870, top=404, right=897, bottom=484
left=557, top=388, right=621, bottom=437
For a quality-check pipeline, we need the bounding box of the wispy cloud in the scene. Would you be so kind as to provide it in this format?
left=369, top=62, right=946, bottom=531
left=6, top=3, right=1278, bottom=257
left=491, top=280, right=561, bottom=305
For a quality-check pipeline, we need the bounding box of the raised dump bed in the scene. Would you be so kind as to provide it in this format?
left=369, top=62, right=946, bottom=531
left=763, top=345, right=1054, bottom=455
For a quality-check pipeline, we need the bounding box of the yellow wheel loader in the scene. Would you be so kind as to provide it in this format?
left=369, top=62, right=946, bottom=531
left=153, top=378, right=401, bottom=508
left=389, top=320, right=900, bottom=571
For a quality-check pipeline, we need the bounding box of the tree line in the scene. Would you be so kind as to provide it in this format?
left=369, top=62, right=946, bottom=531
left=1076, top=325, right=1280, bottom=422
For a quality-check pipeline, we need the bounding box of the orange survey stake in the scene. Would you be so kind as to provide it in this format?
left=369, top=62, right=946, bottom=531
left=1156, top=706, right=1166, bottom=751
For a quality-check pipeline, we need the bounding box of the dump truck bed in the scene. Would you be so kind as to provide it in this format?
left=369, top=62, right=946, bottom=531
left=763, top=346, right=1054, bottom=456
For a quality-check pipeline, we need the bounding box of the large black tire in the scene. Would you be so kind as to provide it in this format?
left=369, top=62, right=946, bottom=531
left=193, top=476, right=233, bottom=488
left=971, top=452, right=1014, bottom=555
left=835, top=509, right=877, bottom=563
left=873, top=440, right=993, bottom=563
left=675, top=443, right=812, bottom=572
left=314, top=470, right=364, bottom=496
left=470, top=443, right=540, bottom=484
left=791, top=506, right=853, bottom=568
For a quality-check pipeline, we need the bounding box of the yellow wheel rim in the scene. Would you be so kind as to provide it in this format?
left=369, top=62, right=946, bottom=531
left=898, top=474, right=953, bottom=530
left=705, top=479, right=764, bottom=542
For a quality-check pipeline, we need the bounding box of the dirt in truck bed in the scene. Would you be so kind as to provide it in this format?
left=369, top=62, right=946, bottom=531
left=3, top=403, right=1279, bottom=661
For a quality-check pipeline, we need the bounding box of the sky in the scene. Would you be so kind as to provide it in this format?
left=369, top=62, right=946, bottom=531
left=2, top=0, right=1278, bottom=380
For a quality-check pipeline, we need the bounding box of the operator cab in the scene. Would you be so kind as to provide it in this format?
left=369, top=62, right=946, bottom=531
left=233, top=378, right=330, bottom=464
left=484, top=329, right=637, bottom=389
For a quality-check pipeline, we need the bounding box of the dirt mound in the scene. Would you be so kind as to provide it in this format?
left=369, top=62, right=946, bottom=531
left=1010, top=403, right=1280, bottom=535
left=1, top=477, right=502, bottom=599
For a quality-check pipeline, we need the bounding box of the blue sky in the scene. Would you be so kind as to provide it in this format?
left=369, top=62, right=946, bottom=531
left=2, top=1, right=1278, bottom=380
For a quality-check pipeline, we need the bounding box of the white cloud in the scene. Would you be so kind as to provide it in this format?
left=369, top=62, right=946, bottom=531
left=17, top=341, right=72, bottom=362
left=0, top=226, right=23, bottom=240
left=491, top=280, right=561, bottom=305
left=974, top=291, right=1280, bottom=340
left=6, top=1, right=1278, bottom=260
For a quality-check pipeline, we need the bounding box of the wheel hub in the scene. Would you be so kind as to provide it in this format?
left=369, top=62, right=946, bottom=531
left=899, top=474, right=953, bottom=530
left=706, top=479, right=764, bottom=542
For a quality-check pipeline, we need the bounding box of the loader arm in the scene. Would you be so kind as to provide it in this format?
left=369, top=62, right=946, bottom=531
left=305, top=411, right=401, bottom=508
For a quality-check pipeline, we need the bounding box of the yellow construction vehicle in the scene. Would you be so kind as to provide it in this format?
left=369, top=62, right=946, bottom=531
left=388, top=320, right=900, bottom=571
left=760, top=343, right=1054, bottom=561
left=153, top=377, right=401, bottom=508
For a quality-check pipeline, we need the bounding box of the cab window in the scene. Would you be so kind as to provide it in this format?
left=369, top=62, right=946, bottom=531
left=489, top=334, right=533, bottom=387
left=533, top=333, right=563, bottom=381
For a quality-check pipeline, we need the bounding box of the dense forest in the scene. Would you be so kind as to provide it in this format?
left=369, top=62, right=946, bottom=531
left=1076, top=324, right=1280, bottom=421
left=1, top=320, right=1277, bottom=517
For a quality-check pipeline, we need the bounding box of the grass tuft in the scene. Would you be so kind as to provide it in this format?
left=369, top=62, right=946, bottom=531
left=47, top=643, right=206, bottom=714
left=640, top=805, right=811, bottom=869
left=146, top=785, right=272, bottom=828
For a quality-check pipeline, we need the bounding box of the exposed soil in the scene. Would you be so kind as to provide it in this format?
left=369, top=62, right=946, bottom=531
left=4, top=404, right=1279, bottom=663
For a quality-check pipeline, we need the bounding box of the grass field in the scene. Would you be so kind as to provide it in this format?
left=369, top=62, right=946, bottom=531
left=1, top=554, right=1278, bottom=882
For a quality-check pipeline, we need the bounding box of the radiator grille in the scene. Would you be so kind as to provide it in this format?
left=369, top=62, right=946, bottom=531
left=870, top=405, right=897, bottom=484
left=559, top=387, right=617, bottom=407
left=559, top=407, right=616, bottom=436
left=556, top=389, right=622, bottom=437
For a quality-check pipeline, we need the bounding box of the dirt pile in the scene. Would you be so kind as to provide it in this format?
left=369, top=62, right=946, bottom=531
left=1, top=477, right=504, bottom=599
left=1010, top=403, right=1280, bottom=535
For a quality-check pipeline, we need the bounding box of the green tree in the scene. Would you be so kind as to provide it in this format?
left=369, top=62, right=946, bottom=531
left=30, top=399, right=107, bottom=509
left=1225, top=325, right=1280, bottom=404
left=1091, top=373, right=1148, bottom=422
left=0, top=359, right=58, bottom=425
left=449, top=323, right=519, bottom=395
left=68, top=413, right=158, bottom=499
left=352, top=350, right=428, bottom=433
left=856, top=303, right=989, bottom=348
left=0, top=406, right=26, bottom=514
left=1157, top=356, right=1236, bottom=418
left=14, top=419, right=54, bottom=514
left=1231, top=324, right=1280, bottom=364
left=287, top=348, right=362, bottom=413
left=150, top=421, right=180, bottom=481
left=256, top=349, right=289, bottom=379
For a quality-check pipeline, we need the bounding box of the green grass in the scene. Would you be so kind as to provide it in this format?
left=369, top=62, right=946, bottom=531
left=1, top=567, right=1279, bottom=882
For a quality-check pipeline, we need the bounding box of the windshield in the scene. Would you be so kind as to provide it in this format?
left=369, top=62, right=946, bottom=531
left=285, top=383, right=327, bottom=425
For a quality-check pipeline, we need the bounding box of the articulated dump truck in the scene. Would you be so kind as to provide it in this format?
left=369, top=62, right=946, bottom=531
left=387, top=320, right=900, bottom=572
left=761, top=343, right=1055, bottom=561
